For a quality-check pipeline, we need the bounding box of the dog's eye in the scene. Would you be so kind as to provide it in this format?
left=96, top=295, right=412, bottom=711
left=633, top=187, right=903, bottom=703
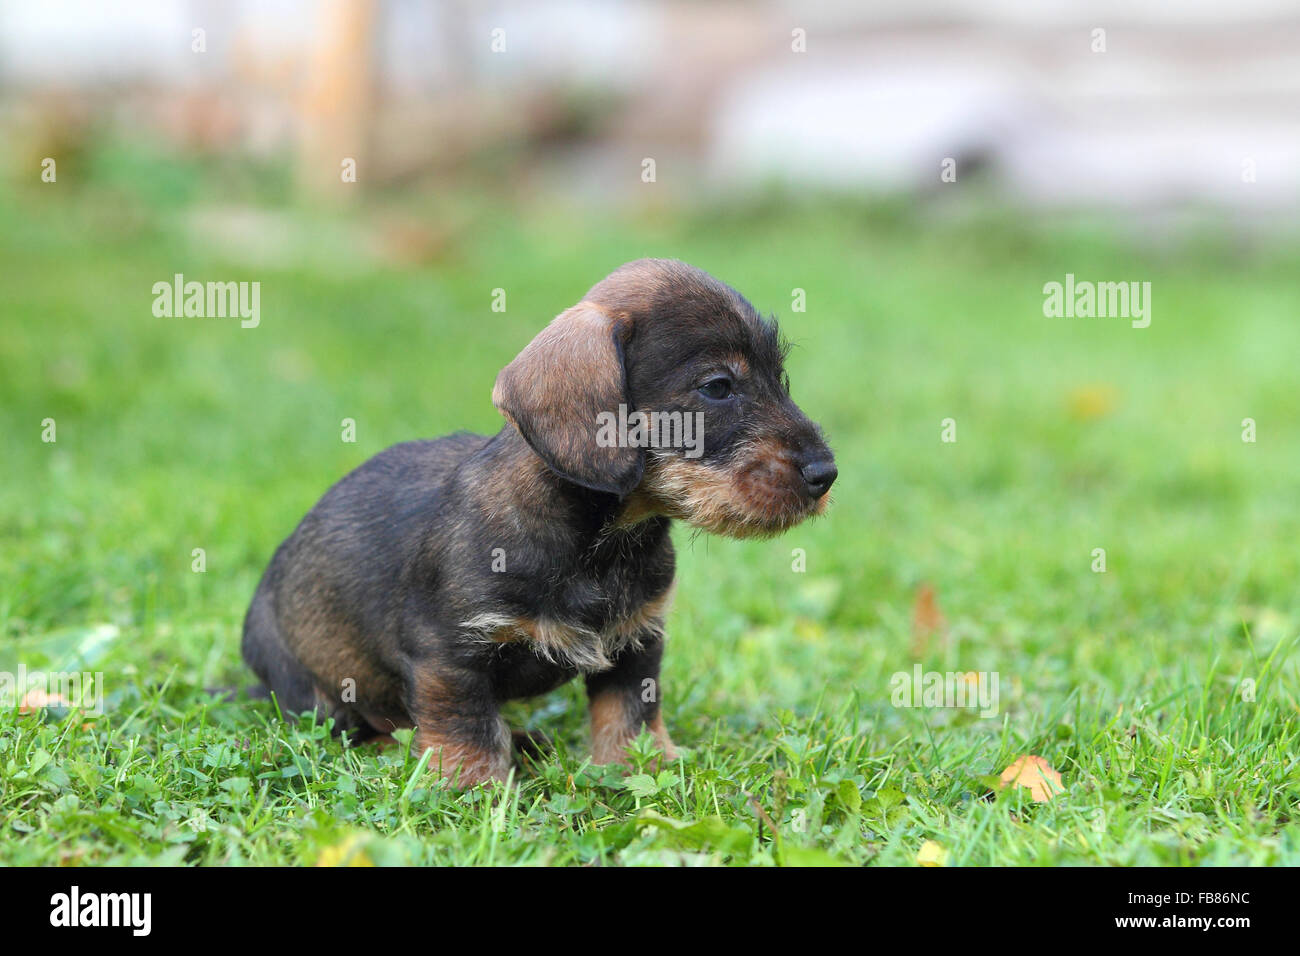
left=698, top=377, right=733, bottom=401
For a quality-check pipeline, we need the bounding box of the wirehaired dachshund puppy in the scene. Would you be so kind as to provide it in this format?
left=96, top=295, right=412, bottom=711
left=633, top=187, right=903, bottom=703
left=242, top=258, right=837, bottom=785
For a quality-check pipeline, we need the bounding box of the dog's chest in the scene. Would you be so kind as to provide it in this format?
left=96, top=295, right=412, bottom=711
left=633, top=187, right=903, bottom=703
left=460, top=580, right=674, bottom=673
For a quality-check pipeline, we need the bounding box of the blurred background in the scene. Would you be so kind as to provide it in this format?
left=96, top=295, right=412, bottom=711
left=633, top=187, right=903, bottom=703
left=2, top=1, right=1298, bottom=723
left=6, top=0, right=1300, bottom=219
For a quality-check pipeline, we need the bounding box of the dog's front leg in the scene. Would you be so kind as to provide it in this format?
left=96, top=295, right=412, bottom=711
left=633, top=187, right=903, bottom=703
left=585, top=633, right=677, bottom=765
left=409, top=666, right=512, bottom=787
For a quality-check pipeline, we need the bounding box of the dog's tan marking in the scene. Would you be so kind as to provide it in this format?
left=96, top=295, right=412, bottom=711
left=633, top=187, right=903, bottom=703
left=461, top=586, right=673, bottom=672
left=614, top=583, right=675, bottom=641
left=615, top=494, right=657, bottom=526
left=460, top=613, right=621, bottom=670
left=726, top=354, right=751, bottom=378
left=414, top=726, right=512, bottom=786
left=408, top=670, right=512, bottom=786
left=637, top=439, right=821, bottom=539
left=589, top=688, right=677, bottom=765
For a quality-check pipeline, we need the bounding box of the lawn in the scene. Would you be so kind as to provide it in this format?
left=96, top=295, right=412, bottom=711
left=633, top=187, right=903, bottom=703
left=2, top=157, right=1298, bottom=865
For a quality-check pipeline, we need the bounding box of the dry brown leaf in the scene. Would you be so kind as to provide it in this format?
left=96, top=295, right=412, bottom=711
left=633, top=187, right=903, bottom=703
left=910, top=582, right=947, bottom=658
left=18, top=688, right=72, bottom=714
left=999, top=755, right=1065, bottom=802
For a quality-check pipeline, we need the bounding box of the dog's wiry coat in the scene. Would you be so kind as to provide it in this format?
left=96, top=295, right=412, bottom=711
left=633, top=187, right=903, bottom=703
left=242, top=259, right=837, bottom=785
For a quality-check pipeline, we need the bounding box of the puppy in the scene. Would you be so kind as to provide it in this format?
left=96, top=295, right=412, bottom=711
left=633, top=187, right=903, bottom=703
left=241, top=258, right=836, bottom=785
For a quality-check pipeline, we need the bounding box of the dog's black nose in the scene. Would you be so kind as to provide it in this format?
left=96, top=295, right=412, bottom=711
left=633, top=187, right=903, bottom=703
left=800, top=457, right=837, bottom=498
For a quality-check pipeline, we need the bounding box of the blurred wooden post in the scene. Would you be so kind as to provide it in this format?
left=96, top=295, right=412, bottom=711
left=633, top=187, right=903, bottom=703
left=297, top=0, right=377, bottom=201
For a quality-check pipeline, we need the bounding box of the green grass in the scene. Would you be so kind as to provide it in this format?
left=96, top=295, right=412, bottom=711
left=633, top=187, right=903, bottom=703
left=2, top=166, right=1299, bottom=865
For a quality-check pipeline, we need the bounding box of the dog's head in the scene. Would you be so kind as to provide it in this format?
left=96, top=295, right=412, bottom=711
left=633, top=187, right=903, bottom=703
left=493, top=258, right=836, bottom=538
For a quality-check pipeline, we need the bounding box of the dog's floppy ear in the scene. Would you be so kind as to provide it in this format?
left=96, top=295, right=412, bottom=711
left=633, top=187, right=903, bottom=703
left=492, top=303, right=643, bottom=496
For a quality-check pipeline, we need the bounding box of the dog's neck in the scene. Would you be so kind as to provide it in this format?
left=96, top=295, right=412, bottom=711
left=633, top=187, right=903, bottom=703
left=471, top=426, right=666, bottom=539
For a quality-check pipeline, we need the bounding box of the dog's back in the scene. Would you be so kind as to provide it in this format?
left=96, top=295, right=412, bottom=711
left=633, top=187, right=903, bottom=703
left=240, top=434, right=488, bottom=729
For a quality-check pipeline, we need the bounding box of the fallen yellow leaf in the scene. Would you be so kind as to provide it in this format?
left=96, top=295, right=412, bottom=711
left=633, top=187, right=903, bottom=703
left=999, top=755, right=1064, bottom=802
left=917, top=840, right=948, bottom=867
left=316, top=834, right=374, bottom=867
left=1066, top=384, right=1119, bottom=421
